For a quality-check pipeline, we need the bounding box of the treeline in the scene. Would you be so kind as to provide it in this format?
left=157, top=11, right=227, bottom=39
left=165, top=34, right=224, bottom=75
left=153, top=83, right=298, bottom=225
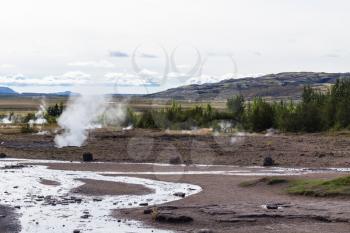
left=130, top=79, right=350, bottom=132
left=126, top=102, right=233, bottom=130
left=22, top=102, right=64, bottom=124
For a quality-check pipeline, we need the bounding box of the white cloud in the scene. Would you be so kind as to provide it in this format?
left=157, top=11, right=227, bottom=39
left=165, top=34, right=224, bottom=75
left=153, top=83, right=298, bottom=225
left=185, top=73, right=265, bottom=85
left=68, top=60, right=115, bottom=68
left=0, top=68, right=265, bottom=89
left=0, top=71, right=92, bottom=86
left=105, top=69, right=160, bottom=86
left=0, top=69, right=162, bottom=87
left=0, top=64, right=15, bottom=69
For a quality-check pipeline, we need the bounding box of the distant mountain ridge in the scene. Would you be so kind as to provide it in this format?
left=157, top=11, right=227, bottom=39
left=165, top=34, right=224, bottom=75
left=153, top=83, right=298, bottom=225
left=145, top=72, right=350, bottom=101
left=0, top=87, right=17, bottom=95
left=0, top=87, right=78, bottom=97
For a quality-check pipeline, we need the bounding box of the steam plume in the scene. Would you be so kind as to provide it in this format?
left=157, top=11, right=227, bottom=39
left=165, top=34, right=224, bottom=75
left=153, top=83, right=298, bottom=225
left=54, top=95, right=126, bottom=148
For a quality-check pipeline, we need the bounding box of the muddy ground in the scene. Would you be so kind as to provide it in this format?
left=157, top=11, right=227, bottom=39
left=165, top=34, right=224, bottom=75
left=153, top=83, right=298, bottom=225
left=2, top=129, right=350, bottom=232
left=41, top=162, right=350, bottom=233
left=0, top=129, right=350, bottom=167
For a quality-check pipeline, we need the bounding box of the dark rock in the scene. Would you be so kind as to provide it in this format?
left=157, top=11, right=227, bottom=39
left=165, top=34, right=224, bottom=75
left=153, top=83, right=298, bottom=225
left=80, top=214, right=90, bottom=219
left=0, top=153, right=7, bottom=158
left=169, top=156, right=182, bottom=165
left=73, top=230, right=80, bottom=233
left=3, top=164, right=25, bottom=169
left=155, top=212, right=193, bottom=223
left=173, top=192, right=186, bottom=198
left=82, top=152, right=93, bottom=162
left=139, top=203, right=148, bottom=206
left=266, top=204, right=279, bottom=210
left=263, top=157, right=275, bottom=166
left=144, top=208, right=153, bottom=214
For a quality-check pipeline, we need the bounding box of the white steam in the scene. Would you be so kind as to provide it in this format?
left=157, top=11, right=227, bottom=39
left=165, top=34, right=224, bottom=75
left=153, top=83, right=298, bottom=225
left=54, top=95, right=125, bottom=148
left=0, top=114, right=14, bottom=124
left=29, top=99, right=47, bottom=127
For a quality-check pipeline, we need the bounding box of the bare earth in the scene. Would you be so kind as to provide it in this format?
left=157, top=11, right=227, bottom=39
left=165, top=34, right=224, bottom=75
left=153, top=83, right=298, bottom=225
left=42, top=162, right=350, bottom=233
left=71, top=179, right=154, bottom=196
left=0, top=129, right=350, bottom=167
left=2, top=129, right=350, bottom=232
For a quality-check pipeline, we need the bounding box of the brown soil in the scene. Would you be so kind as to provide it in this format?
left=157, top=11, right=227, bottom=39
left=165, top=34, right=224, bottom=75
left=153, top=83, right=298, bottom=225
left=1, top=129, right=350, bottom=167
left=115, top=172, right=350, bottom=233
left=2, top=129, right=350, bottom=232
left=71, top=178, right=154, bottom=196
left=23, top=161, right=350, bottom=233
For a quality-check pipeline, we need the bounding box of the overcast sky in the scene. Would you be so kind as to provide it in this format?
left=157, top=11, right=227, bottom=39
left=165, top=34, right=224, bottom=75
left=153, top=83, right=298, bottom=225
left=0, top=0, right=350, bottom=94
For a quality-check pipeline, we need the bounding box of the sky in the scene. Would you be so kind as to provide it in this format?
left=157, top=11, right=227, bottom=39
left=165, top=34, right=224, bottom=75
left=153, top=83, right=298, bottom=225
left=0, top=0, right=350, bottom=94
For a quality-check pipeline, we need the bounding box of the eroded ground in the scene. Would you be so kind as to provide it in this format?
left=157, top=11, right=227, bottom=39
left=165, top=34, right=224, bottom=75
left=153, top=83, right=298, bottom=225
left=33, top=162, right=350, bottom=233
left=1, top=129, right=350, bottom=232
left=0, top=129, right=350, bottom=167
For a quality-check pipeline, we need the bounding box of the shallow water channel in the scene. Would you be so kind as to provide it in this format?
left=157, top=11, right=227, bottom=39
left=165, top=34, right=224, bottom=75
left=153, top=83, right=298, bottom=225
left=1, top=159, right=350, bottom=233
left=0, top=159, right=201, bottom=233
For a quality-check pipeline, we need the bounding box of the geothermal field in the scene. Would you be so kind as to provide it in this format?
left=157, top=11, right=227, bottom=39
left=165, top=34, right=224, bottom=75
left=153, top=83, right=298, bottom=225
left=0, top=96, right=350, bottom=233
left=3, top=1, right=350, bottom=232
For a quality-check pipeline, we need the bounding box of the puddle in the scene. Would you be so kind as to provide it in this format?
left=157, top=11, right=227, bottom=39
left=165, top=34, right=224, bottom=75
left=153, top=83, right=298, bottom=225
left=0, top=159, right=201, bottom=233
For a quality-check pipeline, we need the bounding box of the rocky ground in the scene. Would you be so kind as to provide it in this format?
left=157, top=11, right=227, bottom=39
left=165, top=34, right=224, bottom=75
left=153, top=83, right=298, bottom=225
left=0, top=129, right=350, bottom=167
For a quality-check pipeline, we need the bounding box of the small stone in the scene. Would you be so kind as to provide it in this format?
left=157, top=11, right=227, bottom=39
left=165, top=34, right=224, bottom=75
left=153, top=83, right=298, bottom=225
left=81, top=214, right=90, bottom=219
left=169, top=156, right=181, bottom=165
left=82, top=152, right=93, bottom=162
left=266, top=204, right=279, bottom=210
left=263, top=157, right=275, bottom=166
left=173, top=192, right=186, bottom=198
left=0, top=153, right=7, bottom=159
left=73, top=230, right=80, bottom=233
left=144, top=208, right=152, bottom=214
left=139, top=203, right=148, bottom=206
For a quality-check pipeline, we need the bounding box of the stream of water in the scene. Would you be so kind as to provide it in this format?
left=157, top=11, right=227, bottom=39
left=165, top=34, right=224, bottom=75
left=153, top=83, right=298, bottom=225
left=0, top=159, right=201, bottom=233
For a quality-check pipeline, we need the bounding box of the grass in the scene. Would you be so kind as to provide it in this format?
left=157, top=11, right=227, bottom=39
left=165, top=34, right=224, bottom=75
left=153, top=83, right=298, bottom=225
left=240, top=176, right=350, bottom=197
left=287, top=176, right=350, bottom=197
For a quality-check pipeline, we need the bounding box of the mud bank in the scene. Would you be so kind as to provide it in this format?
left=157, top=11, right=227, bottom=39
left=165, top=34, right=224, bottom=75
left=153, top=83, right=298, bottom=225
left=117, top=173, right=350, bottom=233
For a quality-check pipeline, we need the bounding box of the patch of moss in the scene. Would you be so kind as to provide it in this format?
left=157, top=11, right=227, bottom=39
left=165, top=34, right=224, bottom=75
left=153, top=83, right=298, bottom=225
left=287, top=176, right=350, bottom=197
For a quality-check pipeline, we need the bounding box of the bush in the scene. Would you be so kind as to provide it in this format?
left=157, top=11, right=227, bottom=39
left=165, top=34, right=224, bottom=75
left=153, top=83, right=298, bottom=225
left=227, top=95, right=244, bottom=121
left=244, top=98, right=274, bottom=132
left=132, top=78, right=350, bottom=133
